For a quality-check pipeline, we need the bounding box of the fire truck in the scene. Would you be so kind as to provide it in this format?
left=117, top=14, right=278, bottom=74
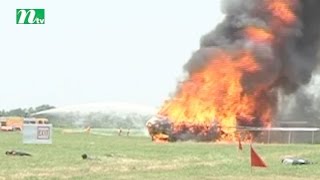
left=0, top=117, right=48, bottom=131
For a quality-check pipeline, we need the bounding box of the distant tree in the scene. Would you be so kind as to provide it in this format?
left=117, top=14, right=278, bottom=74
left=27, top=107, right=35, bottom=114
left=34, top=104, right=55, bottom=113
left=6, top=108, right=27, bottom=117
left=0, top=110, right=5, bottom=116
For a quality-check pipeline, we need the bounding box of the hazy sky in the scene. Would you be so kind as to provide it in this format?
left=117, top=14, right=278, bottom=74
left=0, top=0, right=224, bottom=110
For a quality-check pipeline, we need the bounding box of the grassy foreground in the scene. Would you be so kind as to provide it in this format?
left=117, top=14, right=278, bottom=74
left=1, top=129, right=320, bottom=180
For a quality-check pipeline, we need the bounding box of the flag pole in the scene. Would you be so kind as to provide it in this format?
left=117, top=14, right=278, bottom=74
left=250, top=143, right=252, bottom=173
left=250, top=134, right=253, bottom=173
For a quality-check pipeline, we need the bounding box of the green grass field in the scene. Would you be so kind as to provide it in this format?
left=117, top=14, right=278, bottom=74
left=1, top=129, right=320, bottom=180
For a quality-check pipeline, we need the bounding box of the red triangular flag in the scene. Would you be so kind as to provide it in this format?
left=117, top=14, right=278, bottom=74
left=238, top=136, right=243, bottom=151
left=250, top=145, right=267, bottom=167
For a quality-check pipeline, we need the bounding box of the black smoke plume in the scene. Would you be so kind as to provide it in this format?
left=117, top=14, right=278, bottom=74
left=182, top=0, right=320, bottom=125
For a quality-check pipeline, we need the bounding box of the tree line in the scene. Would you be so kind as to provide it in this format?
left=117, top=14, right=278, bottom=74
left=0, top=104, right=152, bottom=128
left=0, top=104, right=55, bottom=117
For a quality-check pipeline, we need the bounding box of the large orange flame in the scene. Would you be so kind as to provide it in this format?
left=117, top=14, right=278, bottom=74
left=159, top=51, right=273, bottom=141
left=244, top=27, right=274, bottom=43
left=155, top=0, right=298, bottom=142
left=266, top=0, right=297, bottom=25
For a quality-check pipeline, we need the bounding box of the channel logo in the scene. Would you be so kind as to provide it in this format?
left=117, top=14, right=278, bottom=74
left=16, top=9, right=45, bottom=24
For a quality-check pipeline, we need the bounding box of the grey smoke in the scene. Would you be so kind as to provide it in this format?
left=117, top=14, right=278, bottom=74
left=278, top=73, right=320, bottom=125
left=178, top=0, right=320, bottom=127
left=278, top=0, right=320, bottom=93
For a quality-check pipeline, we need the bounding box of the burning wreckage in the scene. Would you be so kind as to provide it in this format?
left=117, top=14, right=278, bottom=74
left=146, top=0, right=320, bottom=142
left=146, top=116, right=220, bottom=142
left=146, top=115, right=260, bottom=142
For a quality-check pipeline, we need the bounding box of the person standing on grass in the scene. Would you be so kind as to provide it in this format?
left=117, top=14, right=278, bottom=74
left=118, top=128, right=122, bottom=136
left=85, top=126, right=91, bottom=134
left=127, top=128, right=130, bottom=136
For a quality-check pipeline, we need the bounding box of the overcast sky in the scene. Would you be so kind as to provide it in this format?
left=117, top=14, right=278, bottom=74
left=0, top=0, right=224, bottom=110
